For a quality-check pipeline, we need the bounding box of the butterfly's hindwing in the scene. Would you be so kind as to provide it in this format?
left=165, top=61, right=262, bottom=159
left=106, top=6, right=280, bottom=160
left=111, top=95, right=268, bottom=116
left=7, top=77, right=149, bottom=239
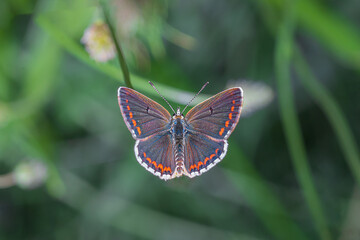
left=185, top=88, right=243, bottom=140
left=183, top=132, right=228, bottom=177
left=118, top=87, right=171, bottom=140
left=134, top=131, right=176, bottom=180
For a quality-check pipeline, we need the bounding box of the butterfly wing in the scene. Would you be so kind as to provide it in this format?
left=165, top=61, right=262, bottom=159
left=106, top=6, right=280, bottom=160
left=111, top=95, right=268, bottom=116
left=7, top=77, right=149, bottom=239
left=185, top=88, right=243, bottom=140
left=118, top=87, right=172, bottom=139
left=183, top=132, right=228, bottom=177
left=135, top=132, right=176, bottom=180
left=118, top=87, right=176, bottom=180
left=183, top=88, right=243, bottom=176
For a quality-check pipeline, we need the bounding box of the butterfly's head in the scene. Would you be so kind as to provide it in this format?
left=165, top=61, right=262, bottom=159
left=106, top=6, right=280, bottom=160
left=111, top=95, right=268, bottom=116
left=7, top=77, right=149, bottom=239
left=173, top=107, right=184, bottom=119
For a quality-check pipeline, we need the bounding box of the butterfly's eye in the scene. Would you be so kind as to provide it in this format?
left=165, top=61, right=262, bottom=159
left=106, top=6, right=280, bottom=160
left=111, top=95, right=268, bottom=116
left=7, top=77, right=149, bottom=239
left=209, top=107, right=213, bottom=115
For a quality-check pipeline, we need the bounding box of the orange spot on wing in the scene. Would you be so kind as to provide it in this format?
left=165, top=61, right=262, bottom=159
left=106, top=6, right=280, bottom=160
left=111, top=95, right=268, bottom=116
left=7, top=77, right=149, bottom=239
left=164, top=166, right=171, bottom=173
left=232, top=100, right=235, bottom=104
left=158, top=164, right=164, bottom=173
left=190, top=164, right=197, bottom=171
left=197, top=161, right=203, bottom=169
left=152, top=161, right=157, bottom=168
left=225, top=120, right=230, bottom=127
left=129, top=112, right=133, bottom=118
left=219, top=128, right=225, bottom=136
left=146, top=157, right=151, bottom=163
left=132, top=119, right=137, bottom=126
left=127, top=106, right=130, bottom=110
left=125, top=99, right=128, bottom=103
left=204, top=157, right=210, bottom=165
left=210, top=154, right=216, bottom=159
left=137, top=127, right=141, bottom=135
left=229, top=113, right=233, bottom=120
left=143, top=152, right=146, bottom=157
left=215, top=149, right=219, bottom=155
left=231, top=106, right=235, bottom=112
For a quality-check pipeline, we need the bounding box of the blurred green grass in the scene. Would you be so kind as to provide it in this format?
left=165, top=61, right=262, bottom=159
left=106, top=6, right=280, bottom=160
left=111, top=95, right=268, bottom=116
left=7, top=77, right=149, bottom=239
left=1, top=0, right=360, bottom=239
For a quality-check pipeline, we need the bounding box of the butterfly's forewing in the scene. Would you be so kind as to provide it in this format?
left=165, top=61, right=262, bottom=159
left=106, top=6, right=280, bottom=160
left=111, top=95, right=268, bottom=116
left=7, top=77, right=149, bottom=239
left=183, top=87, right=243, bottom=176
left=183, top=132, right=227, bottom=177
left=185, top=88, right=243, bottom=140
left=118, top=87, right=172, bottom=139
left=135, top=132, right=176, bottom=180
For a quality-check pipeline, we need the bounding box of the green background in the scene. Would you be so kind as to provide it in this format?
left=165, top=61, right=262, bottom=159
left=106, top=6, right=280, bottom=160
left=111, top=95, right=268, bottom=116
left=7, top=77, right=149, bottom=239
left=1, top=0, right=360, bottom=239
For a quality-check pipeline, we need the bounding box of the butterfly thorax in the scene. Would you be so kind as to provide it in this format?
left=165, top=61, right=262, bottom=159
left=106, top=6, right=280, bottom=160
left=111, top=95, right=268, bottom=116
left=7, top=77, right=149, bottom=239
left=171, top=109, right=186, bottom=175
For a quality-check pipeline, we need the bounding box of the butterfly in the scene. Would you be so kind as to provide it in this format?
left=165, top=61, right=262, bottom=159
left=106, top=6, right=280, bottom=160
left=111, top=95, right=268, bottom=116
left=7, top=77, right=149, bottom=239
left=118, top=83, right=243, bottom=180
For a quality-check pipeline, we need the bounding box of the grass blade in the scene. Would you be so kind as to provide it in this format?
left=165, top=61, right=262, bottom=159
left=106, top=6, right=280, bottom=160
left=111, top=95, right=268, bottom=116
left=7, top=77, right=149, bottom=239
left=225, top=148, right=309, bottom=240
left=294, top=48, right=360, bottom=185
left=275, top=1, right=331, bottom=239
left=60, top=169, right=257, bottom=240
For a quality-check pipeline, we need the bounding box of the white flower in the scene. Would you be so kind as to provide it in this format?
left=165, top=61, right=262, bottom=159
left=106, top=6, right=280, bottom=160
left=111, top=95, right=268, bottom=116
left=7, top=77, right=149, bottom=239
left=81, top=21, right=116, bottom=62
left=13, top=160, right=48, bottom=189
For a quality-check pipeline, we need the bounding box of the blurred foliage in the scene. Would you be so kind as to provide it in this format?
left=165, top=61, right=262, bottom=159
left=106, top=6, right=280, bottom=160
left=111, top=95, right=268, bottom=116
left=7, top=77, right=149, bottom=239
left=1, top=0, right=360, bottom=239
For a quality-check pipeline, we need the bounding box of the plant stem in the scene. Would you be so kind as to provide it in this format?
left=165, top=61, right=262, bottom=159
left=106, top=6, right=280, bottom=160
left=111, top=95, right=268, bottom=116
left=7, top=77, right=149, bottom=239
left=100, top=0, right=133, bottom=89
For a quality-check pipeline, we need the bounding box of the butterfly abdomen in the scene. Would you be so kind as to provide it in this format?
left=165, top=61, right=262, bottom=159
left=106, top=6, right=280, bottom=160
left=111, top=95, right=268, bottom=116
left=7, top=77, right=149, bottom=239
left=172, top=117, right=186, bottom=175
left=174, top=138, right=184, bottom=169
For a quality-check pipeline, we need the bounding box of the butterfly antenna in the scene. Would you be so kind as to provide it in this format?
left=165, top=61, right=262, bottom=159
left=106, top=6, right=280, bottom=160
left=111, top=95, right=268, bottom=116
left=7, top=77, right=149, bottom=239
left=149, top=81, right=176, bottom=114
left=181, top=82, right=209, bottom=114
